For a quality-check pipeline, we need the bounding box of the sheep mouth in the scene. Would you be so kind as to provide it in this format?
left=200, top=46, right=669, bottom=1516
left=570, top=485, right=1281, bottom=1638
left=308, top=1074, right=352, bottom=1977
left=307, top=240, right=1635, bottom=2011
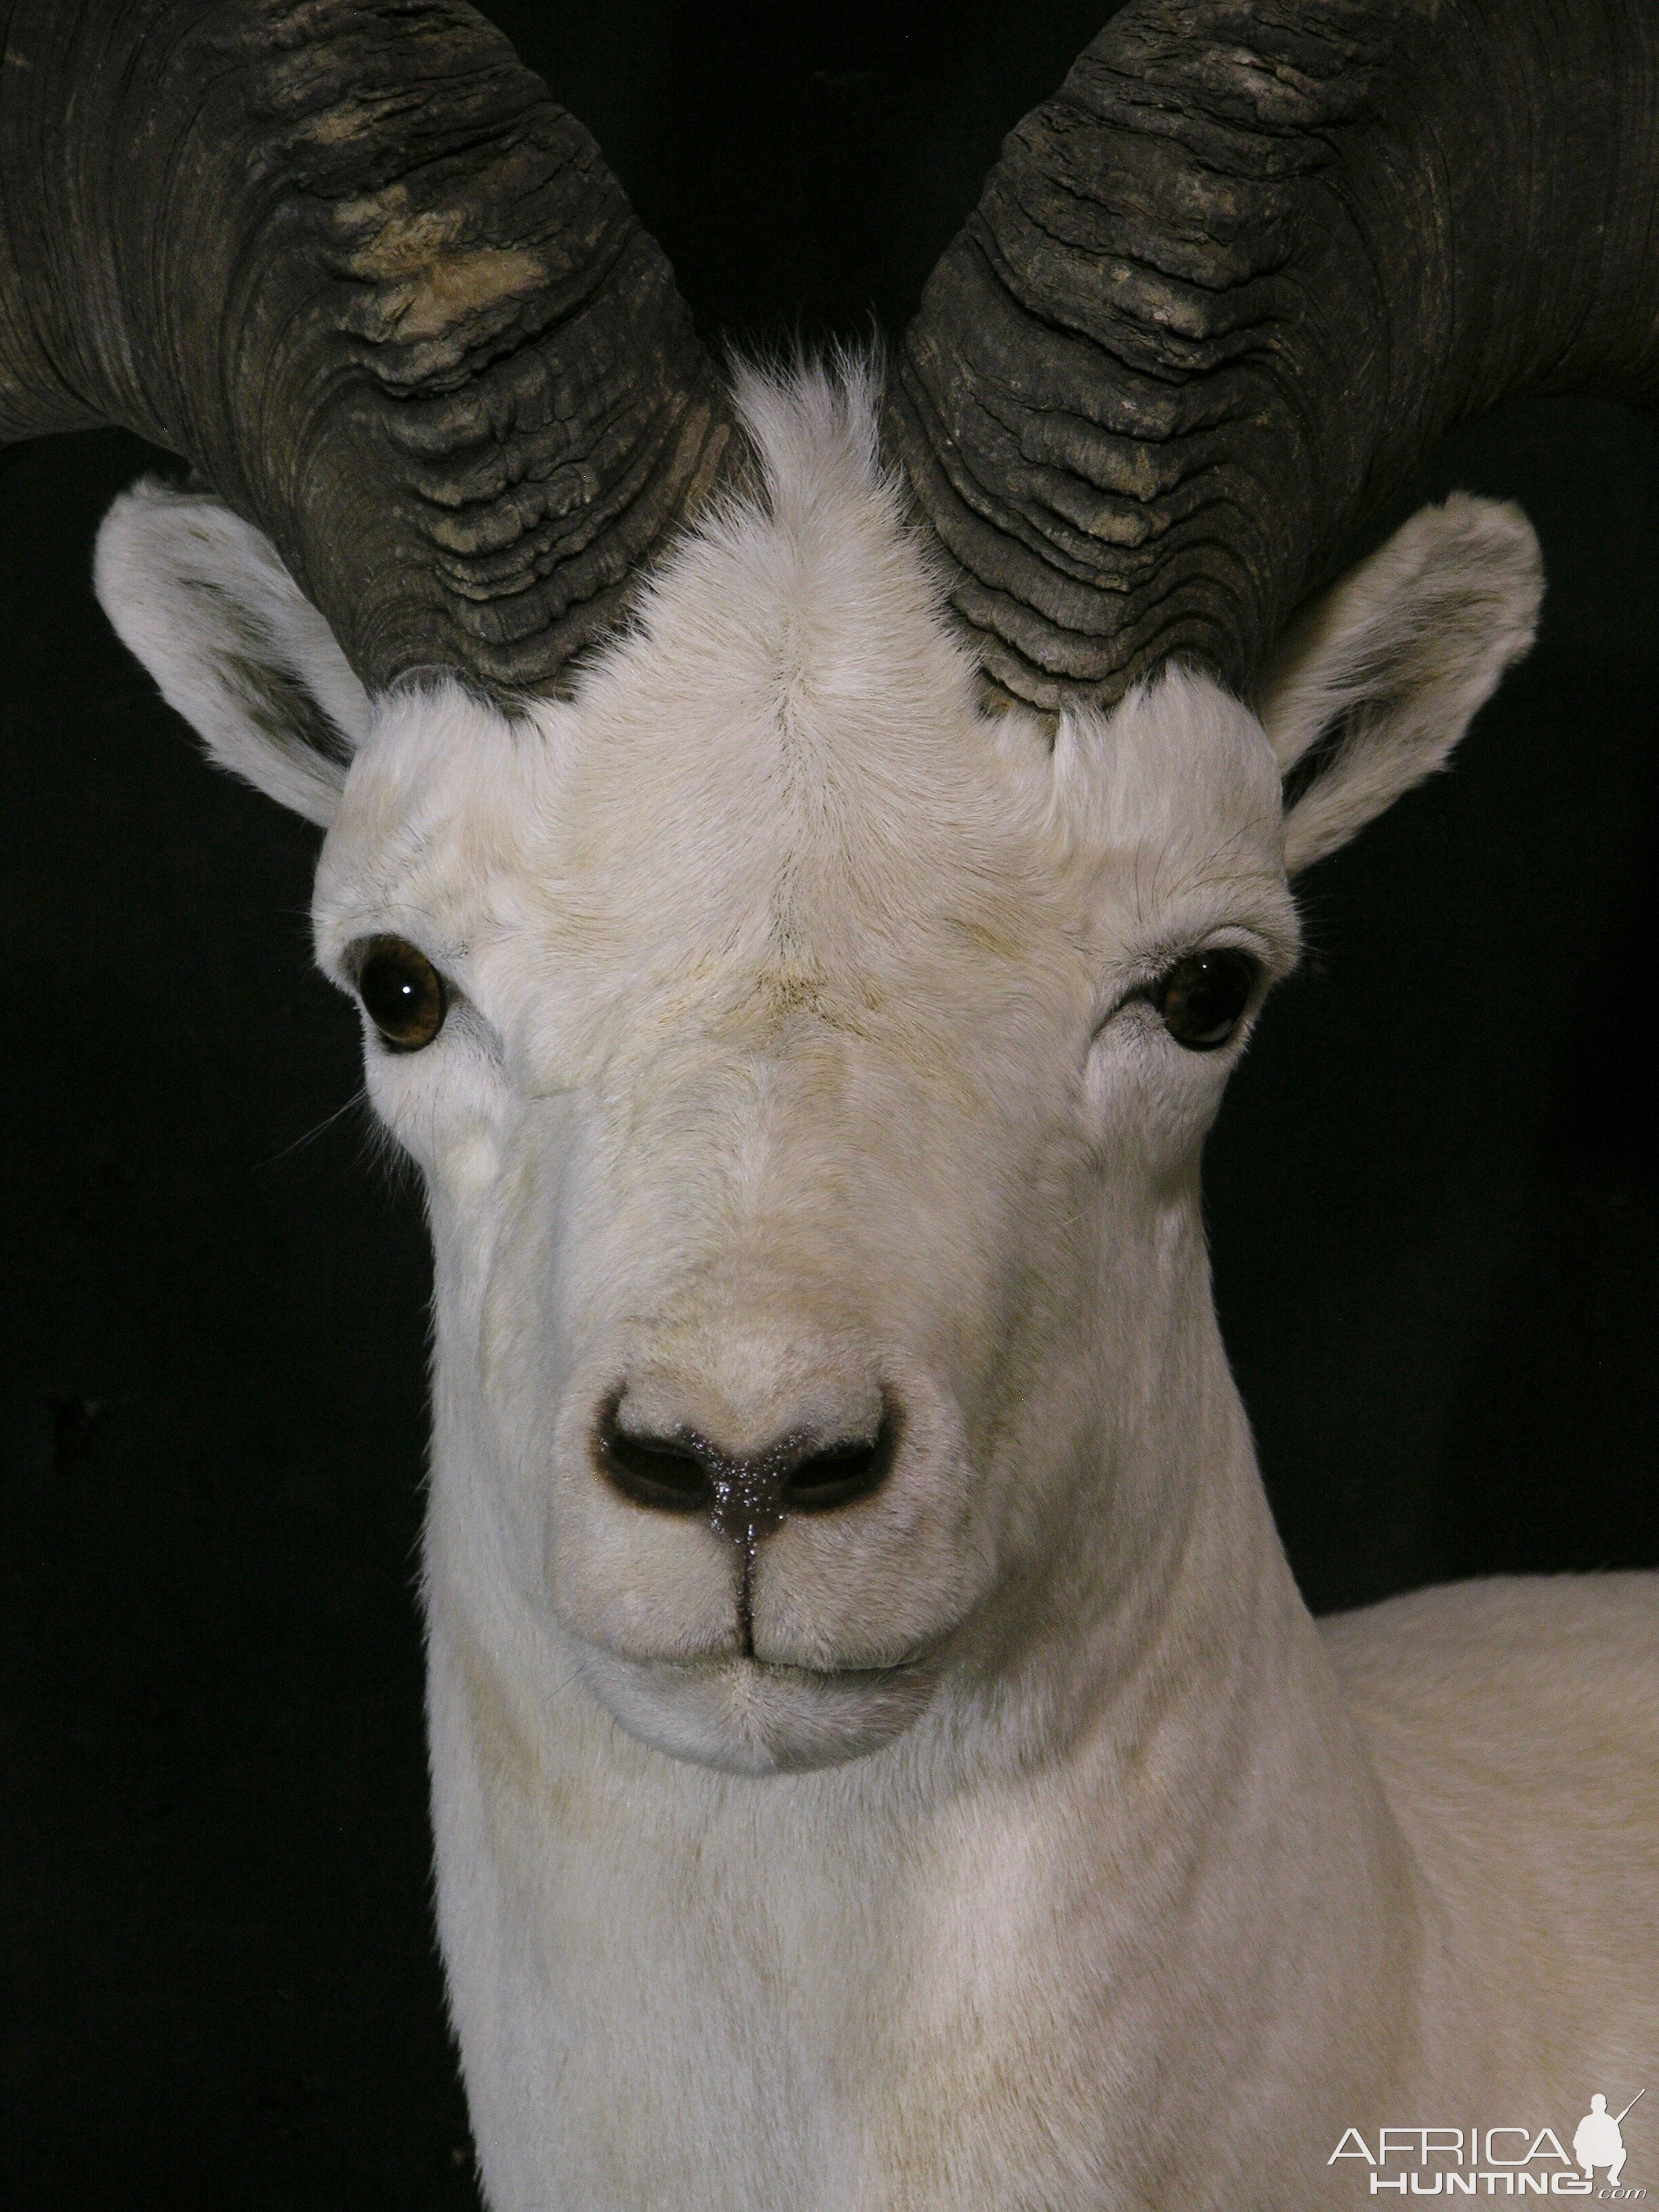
left=724, top=1651, right=930, bottom=1686
left=569, top=1636, right=946, bottom=1774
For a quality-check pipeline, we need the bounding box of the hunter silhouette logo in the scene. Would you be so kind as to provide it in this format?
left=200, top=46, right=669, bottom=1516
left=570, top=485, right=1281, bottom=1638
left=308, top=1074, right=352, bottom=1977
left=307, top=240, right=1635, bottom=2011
left=1575, top=2095, right=1644, bottom=2190
left=1330, top=2089, right=1649, bottom=2196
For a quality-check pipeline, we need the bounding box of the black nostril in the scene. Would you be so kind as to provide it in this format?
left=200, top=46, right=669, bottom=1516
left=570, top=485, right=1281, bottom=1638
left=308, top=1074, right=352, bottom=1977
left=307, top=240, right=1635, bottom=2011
left=778, top=1408, right=897, bottom=1515
left=595, top=1393, right=900, bottom=1526
left=596, top=1406, right=714, bottom=1517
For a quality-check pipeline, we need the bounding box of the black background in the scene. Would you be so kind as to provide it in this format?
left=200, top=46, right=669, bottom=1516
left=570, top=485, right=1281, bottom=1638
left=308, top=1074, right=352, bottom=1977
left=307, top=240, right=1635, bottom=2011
left=3, top=5, right=1656, bottom=2205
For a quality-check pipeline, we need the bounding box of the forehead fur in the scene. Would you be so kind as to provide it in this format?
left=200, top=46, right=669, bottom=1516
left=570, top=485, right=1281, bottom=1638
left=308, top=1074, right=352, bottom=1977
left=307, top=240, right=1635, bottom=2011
left=315, top=358, right=1291, bottom=1006
left=1053, top=672, right=1289, bottom=922
left=553, top=355, right=1039, bottom=936
left=323, top=362, right=1048, bottom=949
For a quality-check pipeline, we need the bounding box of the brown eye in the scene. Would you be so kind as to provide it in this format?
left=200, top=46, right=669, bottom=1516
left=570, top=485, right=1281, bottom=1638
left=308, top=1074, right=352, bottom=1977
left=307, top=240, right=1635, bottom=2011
left=1155, top=948, right=1258, bottom=1052
left=354, top=936, right=448, bottom=1052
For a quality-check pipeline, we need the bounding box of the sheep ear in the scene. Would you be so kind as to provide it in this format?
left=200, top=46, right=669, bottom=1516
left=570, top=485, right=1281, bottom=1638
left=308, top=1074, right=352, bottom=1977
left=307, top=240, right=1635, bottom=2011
left=1255, top=495, right=1544, bottom=876
left=94, top=480, right=371, bottom=827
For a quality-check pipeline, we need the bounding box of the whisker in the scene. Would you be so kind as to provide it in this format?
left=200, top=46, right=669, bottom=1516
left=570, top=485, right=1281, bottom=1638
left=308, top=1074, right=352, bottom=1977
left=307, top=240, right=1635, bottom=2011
left=258, top=1084, right=369, bottom=1167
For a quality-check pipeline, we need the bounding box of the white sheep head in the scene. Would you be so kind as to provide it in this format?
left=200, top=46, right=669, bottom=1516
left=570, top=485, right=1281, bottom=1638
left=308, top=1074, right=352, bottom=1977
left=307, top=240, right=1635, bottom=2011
left=94, top=361, right=1542, bottom=1776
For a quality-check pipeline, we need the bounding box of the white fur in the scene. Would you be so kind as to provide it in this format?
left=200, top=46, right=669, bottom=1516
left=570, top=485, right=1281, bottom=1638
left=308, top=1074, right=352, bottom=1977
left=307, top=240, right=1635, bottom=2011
left=96, top=478, right=369, bottom=824
left=1257, top=492, right=1544, bottom=874
left=96, top=360, right=1652, bottom=2210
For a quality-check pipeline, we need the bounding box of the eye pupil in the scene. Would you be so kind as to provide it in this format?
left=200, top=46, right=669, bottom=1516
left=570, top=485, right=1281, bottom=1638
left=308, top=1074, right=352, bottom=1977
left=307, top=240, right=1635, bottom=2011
left=1155, top=949, right=1257, bottom=1052
left=354, top=937, right=448, bottom=1052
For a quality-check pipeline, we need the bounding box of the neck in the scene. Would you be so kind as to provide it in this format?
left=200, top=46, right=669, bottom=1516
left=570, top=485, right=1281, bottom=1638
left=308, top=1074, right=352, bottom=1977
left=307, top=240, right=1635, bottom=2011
left=422, top=1216, right=1423, bottom=2210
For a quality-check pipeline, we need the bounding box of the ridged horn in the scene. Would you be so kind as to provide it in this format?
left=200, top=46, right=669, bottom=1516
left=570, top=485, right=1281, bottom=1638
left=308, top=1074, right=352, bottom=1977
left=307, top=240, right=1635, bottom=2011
left=0, top=0, right=732, bottom=695
left=890, top=0, right=1659, bottom=711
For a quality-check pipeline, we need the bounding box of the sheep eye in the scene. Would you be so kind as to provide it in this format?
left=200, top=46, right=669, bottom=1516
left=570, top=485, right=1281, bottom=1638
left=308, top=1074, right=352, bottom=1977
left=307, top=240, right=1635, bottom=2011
left=354, top=937, right=448, bottom=1052
left=1154, top=948, right=1257, bottom=1052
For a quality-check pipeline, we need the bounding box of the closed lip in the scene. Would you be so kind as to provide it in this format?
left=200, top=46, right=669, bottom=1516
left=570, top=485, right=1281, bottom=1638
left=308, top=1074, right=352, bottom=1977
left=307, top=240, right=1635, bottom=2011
left=753, top=1654, right=926, bottom=1685
left=644, top=1649, right=932, bottom=1689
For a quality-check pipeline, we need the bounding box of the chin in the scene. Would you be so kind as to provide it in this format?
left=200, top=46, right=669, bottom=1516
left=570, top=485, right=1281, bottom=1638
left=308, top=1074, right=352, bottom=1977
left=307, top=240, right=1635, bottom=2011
left=569, top=1639, right=943, bottom=1774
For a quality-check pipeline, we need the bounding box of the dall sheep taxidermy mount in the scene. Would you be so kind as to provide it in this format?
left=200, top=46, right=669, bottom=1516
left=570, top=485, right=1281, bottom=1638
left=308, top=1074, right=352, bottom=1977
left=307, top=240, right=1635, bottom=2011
left=3, top=4, right=1656, bottom=2207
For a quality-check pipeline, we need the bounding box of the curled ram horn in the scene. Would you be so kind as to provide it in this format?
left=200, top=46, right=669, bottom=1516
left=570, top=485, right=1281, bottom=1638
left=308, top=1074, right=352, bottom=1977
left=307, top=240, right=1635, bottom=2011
left=0, top=0, right=732, bottom=697
left=891, top=0, right=1659, bottom=711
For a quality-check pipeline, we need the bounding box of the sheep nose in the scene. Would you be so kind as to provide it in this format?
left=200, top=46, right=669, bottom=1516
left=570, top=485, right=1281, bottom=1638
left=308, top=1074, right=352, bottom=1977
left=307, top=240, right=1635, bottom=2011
left=594, top=1394, right=897, bottom=1540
